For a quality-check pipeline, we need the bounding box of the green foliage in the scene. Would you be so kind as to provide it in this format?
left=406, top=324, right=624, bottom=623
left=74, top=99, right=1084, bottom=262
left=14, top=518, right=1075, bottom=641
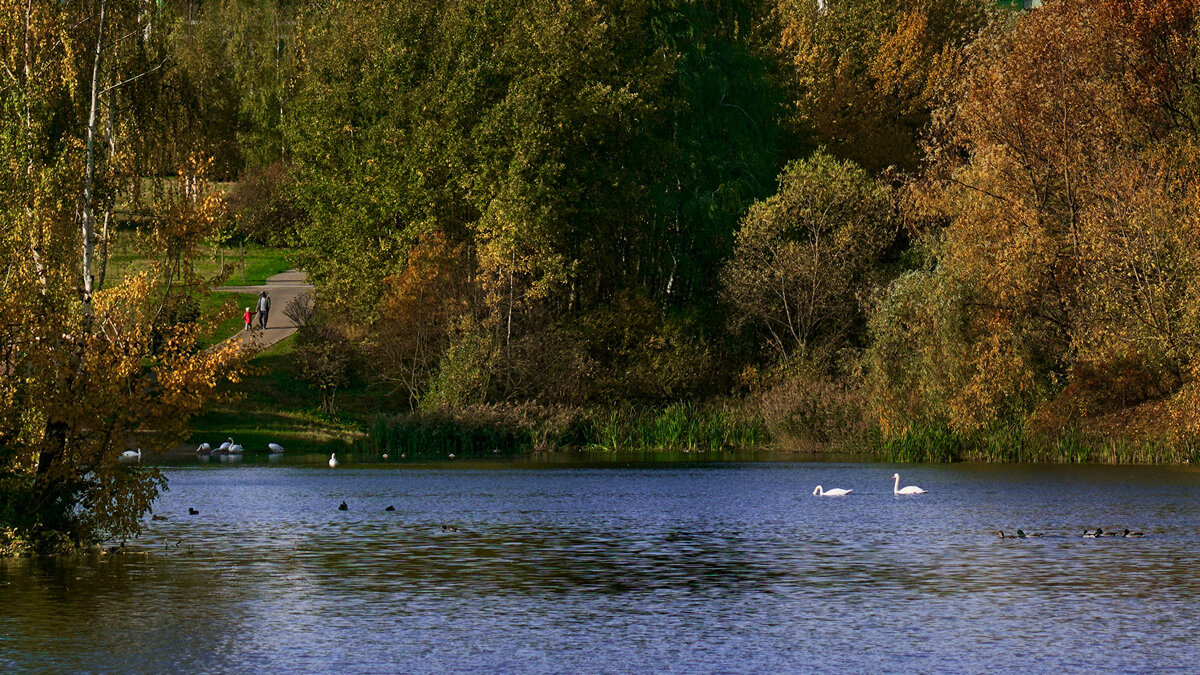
left=723, top=150, right=893, bottom=363
left=283, top=0, right=783, bottom=404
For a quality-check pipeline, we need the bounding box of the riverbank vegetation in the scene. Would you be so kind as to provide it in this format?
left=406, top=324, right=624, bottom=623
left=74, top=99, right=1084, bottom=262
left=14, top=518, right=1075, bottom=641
left=5, top=0, right=1200, bottom=552
left=274, top=0, right=1200, bottom=461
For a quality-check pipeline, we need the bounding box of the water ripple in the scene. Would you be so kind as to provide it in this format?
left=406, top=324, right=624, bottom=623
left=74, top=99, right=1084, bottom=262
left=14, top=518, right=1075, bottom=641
left=4, top=463, right=1200, bottom=672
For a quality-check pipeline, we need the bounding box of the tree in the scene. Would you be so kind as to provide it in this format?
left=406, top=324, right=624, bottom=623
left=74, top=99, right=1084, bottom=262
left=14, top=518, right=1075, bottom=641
left=0, top=1, right=248, bottom=553
left=294, top=318, right=353, bottom=415
left=723, top=151, right=893, bottom=364
left=766, top=0, right=991, bottom=173
left=285, top=0, right=783, bottom=406
left=868, top=0, right=1200, bottom=436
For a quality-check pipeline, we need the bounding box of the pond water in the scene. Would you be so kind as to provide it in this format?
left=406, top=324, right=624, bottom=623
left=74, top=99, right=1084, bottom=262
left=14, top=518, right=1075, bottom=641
left=3, top=460, right=1200, bottom=672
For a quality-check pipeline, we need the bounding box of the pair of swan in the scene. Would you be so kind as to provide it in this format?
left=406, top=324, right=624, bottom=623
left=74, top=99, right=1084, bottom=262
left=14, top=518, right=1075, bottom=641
left=812, top=473, right=927, bottom=497
left=203, top=438, right=242, bottom=455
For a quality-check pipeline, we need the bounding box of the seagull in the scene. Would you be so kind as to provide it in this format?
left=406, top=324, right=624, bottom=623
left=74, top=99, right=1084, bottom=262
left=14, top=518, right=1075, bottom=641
left=382, top=453, right=389, bottom=460
left=268, top=443, right=284, bottom=454
left=448, top=453, right=456, bottom=460
left=329, top=453, right=339, bottom=468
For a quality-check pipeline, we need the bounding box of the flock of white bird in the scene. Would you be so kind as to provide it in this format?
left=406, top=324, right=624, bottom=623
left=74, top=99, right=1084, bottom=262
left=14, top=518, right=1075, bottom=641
left=188, top=439, right=286, bottom=460
left=812, top=473, right=928, bottom=497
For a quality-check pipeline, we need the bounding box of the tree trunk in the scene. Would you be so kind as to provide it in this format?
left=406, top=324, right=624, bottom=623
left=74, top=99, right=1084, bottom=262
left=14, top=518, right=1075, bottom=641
left=81, top=0, right=107, bottom=315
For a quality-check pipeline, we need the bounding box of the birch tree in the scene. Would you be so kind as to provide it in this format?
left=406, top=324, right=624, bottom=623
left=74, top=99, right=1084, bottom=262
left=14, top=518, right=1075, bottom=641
left=0, top=0, right=248, bottom=554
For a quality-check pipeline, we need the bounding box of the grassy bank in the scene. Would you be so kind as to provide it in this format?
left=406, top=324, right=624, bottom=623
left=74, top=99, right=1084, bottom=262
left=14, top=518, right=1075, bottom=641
left=186, top=337, right=374, bottom=454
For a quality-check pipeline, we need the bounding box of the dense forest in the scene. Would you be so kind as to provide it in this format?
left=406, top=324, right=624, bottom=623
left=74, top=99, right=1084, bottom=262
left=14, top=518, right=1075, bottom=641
left=4, top=0, right=1200, bottom=550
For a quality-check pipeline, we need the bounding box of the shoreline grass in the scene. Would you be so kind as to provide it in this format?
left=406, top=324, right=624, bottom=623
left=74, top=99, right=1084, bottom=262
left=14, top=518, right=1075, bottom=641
left=185, top=336, right=370, bottom=454
left=351, top=401, right=767, bottom=459
left=859, top=422, right=1200, bottom=465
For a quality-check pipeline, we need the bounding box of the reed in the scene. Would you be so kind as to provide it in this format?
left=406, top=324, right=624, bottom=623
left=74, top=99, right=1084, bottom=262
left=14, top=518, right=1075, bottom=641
left=584, top=402, right=765, bottom=453
left=355, top=401, right=766, bottom=457
left=866, top=422, right=1200, bottom=465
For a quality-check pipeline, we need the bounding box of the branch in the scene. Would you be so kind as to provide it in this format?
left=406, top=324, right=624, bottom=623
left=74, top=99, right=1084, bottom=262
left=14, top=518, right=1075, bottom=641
left=99, top=58, right=167, bottom=96
left=947, top=175, right=1020, bottom=209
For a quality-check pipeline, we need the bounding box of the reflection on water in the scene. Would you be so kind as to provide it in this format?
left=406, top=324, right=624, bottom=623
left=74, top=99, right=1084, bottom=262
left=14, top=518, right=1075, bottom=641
left=3, top=462, right=1200, bottom=672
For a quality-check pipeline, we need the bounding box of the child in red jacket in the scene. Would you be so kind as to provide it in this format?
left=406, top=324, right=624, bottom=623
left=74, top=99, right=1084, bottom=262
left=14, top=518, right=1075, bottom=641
left=243, top=307, right=256, bottom=331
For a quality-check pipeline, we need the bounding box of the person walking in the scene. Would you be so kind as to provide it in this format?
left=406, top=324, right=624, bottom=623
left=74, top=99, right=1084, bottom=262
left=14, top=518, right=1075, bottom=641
left=243, top=307, right=255, bottom=331
left=258, top=291, right=271, bottom=329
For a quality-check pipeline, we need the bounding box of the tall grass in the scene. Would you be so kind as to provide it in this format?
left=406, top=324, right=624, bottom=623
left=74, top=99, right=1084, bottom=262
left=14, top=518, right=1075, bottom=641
left=585, top=402, right=764, bottom=453
left=354, top=402, right=766, bottom=458
left=867, top=422, right=1200, bottom=465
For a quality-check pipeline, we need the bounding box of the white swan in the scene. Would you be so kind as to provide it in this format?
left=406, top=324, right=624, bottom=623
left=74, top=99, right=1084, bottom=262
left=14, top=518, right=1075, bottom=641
left=218, top=438, right=233, bottom=452
left=196, top=442, right=211, bottom=454
left=228, top=444, right=244, bottom=455
left=813, top=485, right=852, bottom=497
left=119, top=448, right=142, bottom=463
left=267, top=443, right=284, bottom=454
left=892, top=473, right=926, bottom=495
left=329, top=453, right=339, bottom=468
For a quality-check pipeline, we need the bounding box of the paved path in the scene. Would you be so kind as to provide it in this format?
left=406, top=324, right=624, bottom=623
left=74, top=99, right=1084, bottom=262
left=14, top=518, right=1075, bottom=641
left=222, top=269, right=313, bottom=350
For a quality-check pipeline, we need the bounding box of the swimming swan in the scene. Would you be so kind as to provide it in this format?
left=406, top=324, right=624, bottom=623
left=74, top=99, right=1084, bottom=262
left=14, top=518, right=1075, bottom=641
left=268, top=443, right=284, bottom=454
left=892, top=473, right=926, bottom=495
left=812, top=485, right=852, bottom=497
left=119, top=449, right=142, bottom=463
left=329, top=453, right=339, bottom=468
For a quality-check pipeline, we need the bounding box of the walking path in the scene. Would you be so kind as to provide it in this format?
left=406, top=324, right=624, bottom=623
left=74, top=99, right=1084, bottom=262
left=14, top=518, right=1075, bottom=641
left=222, top=269, right=313, bottom=350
